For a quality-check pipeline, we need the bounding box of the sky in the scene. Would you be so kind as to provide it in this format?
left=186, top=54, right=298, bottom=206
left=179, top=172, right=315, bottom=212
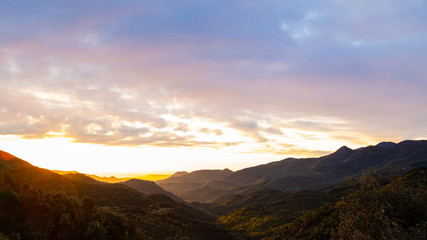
left=1, top=0, right=427, bottom=175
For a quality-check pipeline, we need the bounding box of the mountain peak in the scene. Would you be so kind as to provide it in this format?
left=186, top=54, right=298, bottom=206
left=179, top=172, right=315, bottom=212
left=376, top=141, right=397, bottom=148
left=170, top=171, right=189, bottom=178
left=335, top=146, right=353, bottom=155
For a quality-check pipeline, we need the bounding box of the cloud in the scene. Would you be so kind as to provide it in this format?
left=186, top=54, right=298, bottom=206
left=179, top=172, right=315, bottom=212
left=0, top=0, right=426, bottom=157
left=280, top=11, right=320, bottom=41
left=240, top=142, right=331, bottom=157
left=199, top=128, right=223, bottom=136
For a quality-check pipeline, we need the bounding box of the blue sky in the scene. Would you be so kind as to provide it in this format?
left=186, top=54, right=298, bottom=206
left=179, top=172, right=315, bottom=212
left=1, top=0, right=426, bottom=173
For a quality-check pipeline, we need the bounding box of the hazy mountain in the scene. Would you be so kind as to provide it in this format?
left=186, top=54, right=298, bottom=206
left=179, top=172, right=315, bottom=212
left=180, top=186, right=232, bottom=203
left=53, top=169, right=131, bottom=183
left=168, top=140, right=427, bottom=202
left=54, top=170, right=170, bottom=183
left=157, top=168, right=233, bottom=196
left=59, top=171, right=183, bottom=202
left=86, top=174, right=130, bottom=183
left=121, top=178, right=183, bottom=202
left=169, top=171, right=189, bottom=177
left=62, top=172, right=115, bottom=185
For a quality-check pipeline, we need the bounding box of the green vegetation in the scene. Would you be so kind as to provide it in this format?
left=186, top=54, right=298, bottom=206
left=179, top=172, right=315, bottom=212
left=333, top=168, right=427, bottom=240
left=217, top=167, right=427, bottom=240
left=270, top=203, right=339, bottom=240
left=217, top=188, right=343, bottom=240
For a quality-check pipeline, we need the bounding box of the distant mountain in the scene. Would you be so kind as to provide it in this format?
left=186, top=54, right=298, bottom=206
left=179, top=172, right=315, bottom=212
left=54, top=170, right=170, bottom=182
left=87, top=174, right=130, bottom=183
left=170, top=171, right=189, bottom=177
left=53, top=169, right=131, bottom=183
left=376, top=141, right=397, bottom=148
left=157, top=168, right=233, bottom=196
left=121, top=179, right=183, bottom=202
left=63, top=172, right=102, bottom=184
left=165, top=140, right=427, bottom=202
left=55, top=170, right=182, bottom=202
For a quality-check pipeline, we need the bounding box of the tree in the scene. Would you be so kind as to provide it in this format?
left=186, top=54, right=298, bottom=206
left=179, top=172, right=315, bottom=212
left=333, top=169, right=427, bottom=240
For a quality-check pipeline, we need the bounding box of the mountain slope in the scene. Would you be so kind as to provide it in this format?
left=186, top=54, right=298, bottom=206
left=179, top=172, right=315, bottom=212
left=168, top=140, right=427, bottom=202
left=0, top=150, right=236, bottom=239
left=157, top=168, right=233, bottom=196
left=121, top=178, right=183, bottom=202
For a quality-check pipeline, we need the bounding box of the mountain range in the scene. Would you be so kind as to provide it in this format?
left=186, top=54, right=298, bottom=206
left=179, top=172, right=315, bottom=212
left=1, top=139, right=427, bottom=239
left=157, top=140, right=427, bottom=202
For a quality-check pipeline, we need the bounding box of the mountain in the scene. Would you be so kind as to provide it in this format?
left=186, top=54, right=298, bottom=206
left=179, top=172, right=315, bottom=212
left=376, top=141, right=397, bottom=148
left=157, top=168, right=233, bottom=196
left=164, top=140, right=427, bottom=202
left=54, top=170, right=170, bottom=183
left=0, top=150, right=236, bottom=239
left=53, top=170, right=126, bottom=183
left=86, top=174, right=129, bottom=183
left=170, top=171, right=189, bottom=177
left=62, top=172, right=103, bottom=184
left=56, top=171, right=183, bottom=202
left=0, top=152, right=157, bottom=208
left=120, top=178, right=183, bottom=203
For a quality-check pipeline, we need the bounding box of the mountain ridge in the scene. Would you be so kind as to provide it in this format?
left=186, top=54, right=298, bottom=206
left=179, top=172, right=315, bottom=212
left=157, top=168, right=234, bottom=196
left=160, top=140, right=427, bottom=202
left=120, top=178, right=183, bottom=203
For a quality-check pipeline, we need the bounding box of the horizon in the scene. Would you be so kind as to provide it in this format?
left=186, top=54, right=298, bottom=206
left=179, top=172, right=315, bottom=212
left=0, top=139, right=414, bottom=178
left=1, top=1, right=427, bottom=174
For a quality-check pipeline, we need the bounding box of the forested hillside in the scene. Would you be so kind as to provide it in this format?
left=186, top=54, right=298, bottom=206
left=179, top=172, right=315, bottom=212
left=0, top=151, right=234, bottom=240
left=216, top=167, right=427, bottom=239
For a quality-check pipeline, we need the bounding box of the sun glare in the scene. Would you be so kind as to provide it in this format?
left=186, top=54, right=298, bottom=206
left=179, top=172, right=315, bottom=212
left=0, top=135, right=281, bottom=176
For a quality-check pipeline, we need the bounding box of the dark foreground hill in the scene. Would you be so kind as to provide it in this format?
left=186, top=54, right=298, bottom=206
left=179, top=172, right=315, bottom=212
left=160, top=140, right=427, bottom=202
left=0, top=150, right=235, bottom=240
